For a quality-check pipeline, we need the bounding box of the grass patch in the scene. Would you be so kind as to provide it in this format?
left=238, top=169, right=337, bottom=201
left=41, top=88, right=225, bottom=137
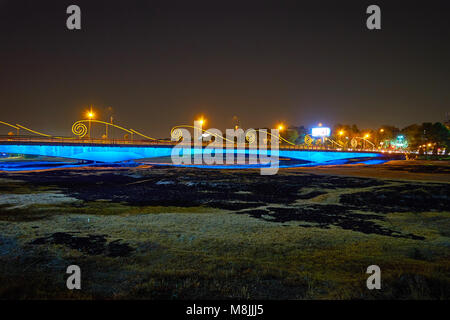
left=48, top=202, right=218, bottom=215
left=0, top=181, right=56, bottom=194
left=0, top=201, right=219, bottom=221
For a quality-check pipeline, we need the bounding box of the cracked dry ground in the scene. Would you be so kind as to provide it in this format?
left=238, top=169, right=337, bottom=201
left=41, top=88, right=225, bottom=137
left=0, top=166, right=449, bottom=299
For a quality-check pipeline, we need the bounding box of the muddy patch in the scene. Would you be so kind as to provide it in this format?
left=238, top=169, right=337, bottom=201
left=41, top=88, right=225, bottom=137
left=387, top=165, right=450, bottom=174
left=238, top=205, right=425, bottom=240
left=340, top=184, right=450, bottom=213
left=1, top=168, right=386, bottom=208
left=30, top=232, right=134, bottom=257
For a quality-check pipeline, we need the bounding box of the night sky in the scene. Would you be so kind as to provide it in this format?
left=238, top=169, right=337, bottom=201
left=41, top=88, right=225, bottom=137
left=1, top=0, right=449, bottom=137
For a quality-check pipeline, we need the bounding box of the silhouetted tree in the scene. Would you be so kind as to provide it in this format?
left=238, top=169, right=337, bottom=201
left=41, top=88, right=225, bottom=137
left=285, top=129, right=299, bottom=144
left=401, top=124, right=422, bottom=149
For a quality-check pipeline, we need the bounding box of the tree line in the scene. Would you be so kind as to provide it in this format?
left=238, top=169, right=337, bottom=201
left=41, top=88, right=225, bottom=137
left=283, top=122, right=450, bottom=153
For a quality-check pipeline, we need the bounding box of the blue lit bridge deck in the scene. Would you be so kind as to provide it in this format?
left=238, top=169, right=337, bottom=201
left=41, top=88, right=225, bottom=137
left=0, top=137, right=401, bottom=164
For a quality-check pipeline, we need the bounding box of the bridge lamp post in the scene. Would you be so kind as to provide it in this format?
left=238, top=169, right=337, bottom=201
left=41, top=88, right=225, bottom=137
left=276, top=124, right=285, bottom=145
left=378, top=128, right=384, bottom=149
left=87, top=111, right=94, bottom=139
left=338, top=131, right=344, bottom=148
left=364, top=134, right=370, bottom=149
left=194, top=118, right=205, bottom=145
left=196, top=118, right=205, bottom=132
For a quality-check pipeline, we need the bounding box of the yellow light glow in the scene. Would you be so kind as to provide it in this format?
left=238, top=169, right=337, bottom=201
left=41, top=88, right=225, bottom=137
left=278, top=124, right=284, bottom=131
left=87, top=111, right=94, bottom=119
left=339, top=130, right=344, bottom=136
left=379, top=128, right=384, bottom=133
left=196, top=118, right=205, bottom=126
left=364, top=134, right=370, bottom=139
left=428, top=143, right=432, bottom=147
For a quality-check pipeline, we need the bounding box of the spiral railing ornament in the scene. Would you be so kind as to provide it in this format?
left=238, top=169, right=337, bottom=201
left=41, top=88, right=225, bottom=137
left=304, top=134, right=313, bottom=146
left=171, top=128, right=184, bottom=141
left=72, top=120, right=135, bottom=138
left=170, top=125, right=235, bottom=143
left=1, top=119, right=166, bottom=142
left=245, top=130, right=257, bottom=144
left=1, top=119, right=299, bottom=147
left=245, top=129, right=295, bottom=145
left=71, top=121, right=88, bottom=138
left=71, top=119, right=173, bottom=142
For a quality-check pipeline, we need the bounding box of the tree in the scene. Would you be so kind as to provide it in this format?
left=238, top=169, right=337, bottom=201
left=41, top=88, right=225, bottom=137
left=285, top=129, right=299, bottom=144
left=401, top=124, right=422, bottom=149
left=287, top=126, right=308, bottom=144
left=422, top=122, right=450, bottom=152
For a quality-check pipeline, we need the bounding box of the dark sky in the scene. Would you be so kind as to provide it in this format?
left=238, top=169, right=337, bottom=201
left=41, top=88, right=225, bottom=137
left=0, top=0, right=449, bottom=137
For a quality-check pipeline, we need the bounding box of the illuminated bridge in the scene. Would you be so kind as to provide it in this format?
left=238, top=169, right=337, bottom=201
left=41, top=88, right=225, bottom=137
left=0, top=120, right=402, bottom=167
left=0, top=138, right=393, bottom=165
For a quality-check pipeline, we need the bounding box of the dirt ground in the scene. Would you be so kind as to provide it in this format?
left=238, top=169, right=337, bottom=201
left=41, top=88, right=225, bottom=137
left=0, top=160, right=449, bottom=299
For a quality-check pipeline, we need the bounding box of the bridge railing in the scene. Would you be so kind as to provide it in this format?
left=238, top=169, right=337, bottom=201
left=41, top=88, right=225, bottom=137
left=0, top=135, right=411, bottom=154
left=0, top=135, right=175, bottom=146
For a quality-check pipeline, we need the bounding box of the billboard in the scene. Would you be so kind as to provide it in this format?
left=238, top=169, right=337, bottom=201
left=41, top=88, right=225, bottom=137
left=311, top=127, right=331, bottom=137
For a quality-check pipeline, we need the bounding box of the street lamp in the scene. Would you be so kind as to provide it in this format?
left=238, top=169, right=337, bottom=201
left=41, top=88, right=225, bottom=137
left=337, top=131, right=344, bottom=148
left=86, top=108, right=95, bottom=139
left=194, top=118, right=206, bottom=144
left=364, top=133, right=370, bottom=149
left=196, top=118, right=205, bottom=128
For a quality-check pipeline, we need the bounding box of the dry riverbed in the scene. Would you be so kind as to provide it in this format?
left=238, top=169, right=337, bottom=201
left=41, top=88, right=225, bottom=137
left=0, top=160, right=449, bottom=299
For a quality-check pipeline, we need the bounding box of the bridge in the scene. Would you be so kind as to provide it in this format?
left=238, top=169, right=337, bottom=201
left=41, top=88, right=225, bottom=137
left=0, top=137, right=396, bottom=165
left=0, top=120, right=404, bottom=166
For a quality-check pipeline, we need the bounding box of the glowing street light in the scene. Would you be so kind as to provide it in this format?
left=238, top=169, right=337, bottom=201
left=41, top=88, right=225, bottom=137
left=338, top=130, right=344, bottom=136
left=195, top=115, right=206, bottom=126
left=195, top=118, right=206, bottom=138
left=361, top=133, right=372, bottom=149
left=277, top=124, right=284, bottom=131
left=86, top=107, right=95, bottom=139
